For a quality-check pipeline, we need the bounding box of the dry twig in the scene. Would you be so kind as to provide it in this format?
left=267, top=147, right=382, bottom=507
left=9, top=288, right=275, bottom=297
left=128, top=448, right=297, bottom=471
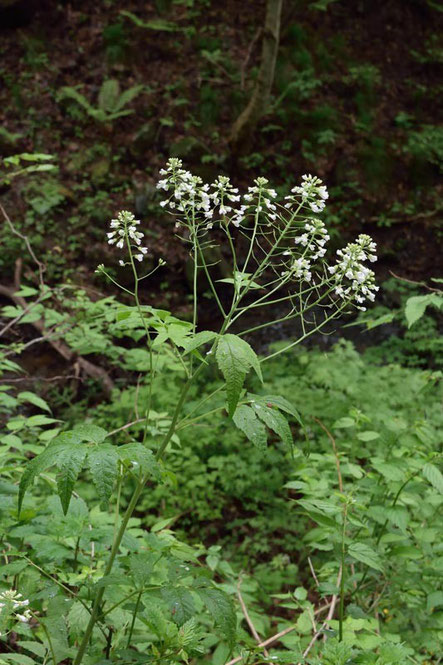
left=237, top=577, right=269, bottom=658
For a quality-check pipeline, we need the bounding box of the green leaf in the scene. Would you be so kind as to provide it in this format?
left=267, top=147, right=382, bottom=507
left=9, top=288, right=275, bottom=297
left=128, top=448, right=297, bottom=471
left=333, top=417, right=355, bottom=429
left=197, top=587, right=236, bottom=647
left=98, top=79, right=120, bottom=112
left=129, top=552, right=156, bottom=588
left=348, top=542, right=383, bottom=571
left=0, top=655, right=37, bottom=665
left=56, top=445, right=88, bottom=514
left=357, top=431, right=380, bottom=441
left=162, top=586, right=196, bottom=626
left=17, top=391, right=51, bottom=413
left=73, top=424, right=107, bottom=444
left=120, top=10, right=179, bottom=31
left=27, top=415, right=59, bottom=427
left=427, top=590, right=443, bottom=611
left=252, top=393, right=303, bottom=426
left=216, top=334, right=262, bottom=416
left=87, top=444, right=118, bottom=509
left=182, top=330, right=218, bottom=355
left=18, top=440, right=70, bottom=514
left=385, top=505, right=409, bottom=532
left=68, top=602, right=91, bottom=638
left=114, top=85, right=144, bottom=112
left=404, top=294, right=442, bottom=328
left=118, top=442, right=162, bottom=480
left=17, top=642, right=47, bottom=659
left=423, top=462, right=443, bottom=493
left=233, top=405, right=267, bottom=451
left=252, top=401, right=293, bottom=449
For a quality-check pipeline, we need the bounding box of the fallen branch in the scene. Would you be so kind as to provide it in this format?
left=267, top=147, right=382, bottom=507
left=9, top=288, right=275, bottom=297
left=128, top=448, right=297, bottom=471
left=225, top=601, right=332, bottom=665
left=0, top=271, right=114, bottom=395
left=1, top=204, right=45, bottom=285
left=300, top=568, right=341, bottom=660
left=237, top=577, right=269, bottom=658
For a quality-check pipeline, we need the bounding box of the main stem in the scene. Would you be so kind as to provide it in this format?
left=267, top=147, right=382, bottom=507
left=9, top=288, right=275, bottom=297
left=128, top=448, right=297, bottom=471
left=73, top=326, right=227, bottom=665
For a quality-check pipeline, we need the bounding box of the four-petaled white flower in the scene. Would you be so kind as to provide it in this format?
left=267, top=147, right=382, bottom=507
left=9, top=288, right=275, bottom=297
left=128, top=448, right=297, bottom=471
left=106, top=210, right=149, bottom=265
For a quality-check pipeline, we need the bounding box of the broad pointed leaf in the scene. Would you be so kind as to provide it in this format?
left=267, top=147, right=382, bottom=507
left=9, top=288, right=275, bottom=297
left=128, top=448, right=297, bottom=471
left=233, top=405, right=267, bottom=451
left=253, top=401, right=293, bottom=449
left=56, top=444, right=88, bottom=514
left=197, top=587, right=236, bottom=647
left=216, top=334, right=262, bottom=416
left=161, top=586, right=196, bottom=626
left=182, top=330, right=217, bottom=355
left=87, top=444, right=118, bottom=509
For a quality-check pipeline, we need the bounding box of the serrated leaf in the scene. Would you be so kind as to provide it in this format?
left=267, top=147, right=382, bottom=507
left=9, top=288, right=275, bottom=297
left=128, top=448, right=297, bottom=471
left=129, top=552, right=157, bottom=588
left=0, top=654, right=37, bottom=665
left=423, top=462, right=443, bottom=493
left=56, top=444, right=88, bottom=514
left=405, top=294, right=436, bottom=328
left=216, top=334, right=262, bottom=416
left=348, top=542, right=383, bottom=571
left=252, top=394, right=302, bottom=425
left=68, top=602, right=90, bottom=638
left=197, top=587, right=236, bottom=647
left=162, top=586, right=196, bottom=626
left=233, top=405, right=267, bottom=451
left=18, top=439, right=70, bottom=514
left=87, top=444, right=118, bottom=509
left=18, top=391, right=51, bottom=413
left=182, top=330, right=217, bottom=355
left=17, top=642, right=47, bottom=659
left=118, top=442, right=161, bottom=480
left=253, top=402, right=293, bottom=449
left=385, top=505, right=409, bottom=532
left=73, top=424, right=108, bottom=444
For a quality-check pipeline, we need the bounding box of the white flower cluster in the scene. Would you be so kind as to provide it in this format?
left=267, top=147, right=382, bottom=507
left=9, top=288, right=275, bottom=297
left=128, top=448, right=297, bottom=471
left=158, top=159, right=210, bottom=221
left=0, top=589, right=32, bottom=623
left=107, top=210, right=148, bottom=264
left=285, top=174, right=329, bottom=213
left=243, top=177, right=278, bottom=223
left=294, top=218, right=330, bottom=260
left=328, top=234, right=379, bottom=309
left=290, top=257, right=312, bottom=282
left=154, top=160, right=379, bottom=308
left=157, top=160, right=279, bottom=229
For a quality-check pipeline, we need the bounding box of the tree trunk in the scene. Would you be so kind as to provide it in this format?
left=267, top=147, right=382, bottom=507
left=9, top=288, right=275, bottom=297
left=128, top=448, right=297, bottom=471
left=229, top=0, right=283, bottom=154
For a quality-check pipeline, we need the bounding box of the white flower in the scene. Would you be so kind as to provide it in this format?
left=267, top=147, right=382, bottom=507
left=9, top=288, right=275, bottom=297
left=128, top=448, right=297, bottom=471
left=287, top=174, right=329, bottom=212
left=106, top=211, right=149, bottom=264
left=329, top=234, right=378, bottom=305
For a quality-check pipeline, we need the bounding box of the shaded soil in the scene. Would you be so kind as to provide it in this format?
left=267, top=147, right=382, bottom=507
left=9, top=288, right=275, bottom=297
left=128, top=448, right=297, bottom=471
left=0, top=0, right=442, bottom=311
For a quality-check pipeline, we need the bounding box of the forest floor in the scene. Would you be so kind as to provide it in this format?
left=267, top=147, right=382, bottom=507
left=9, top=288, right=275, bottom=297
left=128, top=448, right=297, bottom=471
left=0, top=0, right=442, bottom=314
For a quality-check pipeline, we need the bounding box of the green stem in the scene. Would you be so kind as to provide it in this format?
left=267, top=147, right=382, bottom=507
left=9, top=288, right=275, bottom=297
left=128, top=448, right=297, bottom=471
left=126, top=590, right=143, bottom=647
left=339, top=503, right=348, bottom=642
left=73, top=478, right=145, bottom=665
left=40, top=618, right=57, bottom=665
